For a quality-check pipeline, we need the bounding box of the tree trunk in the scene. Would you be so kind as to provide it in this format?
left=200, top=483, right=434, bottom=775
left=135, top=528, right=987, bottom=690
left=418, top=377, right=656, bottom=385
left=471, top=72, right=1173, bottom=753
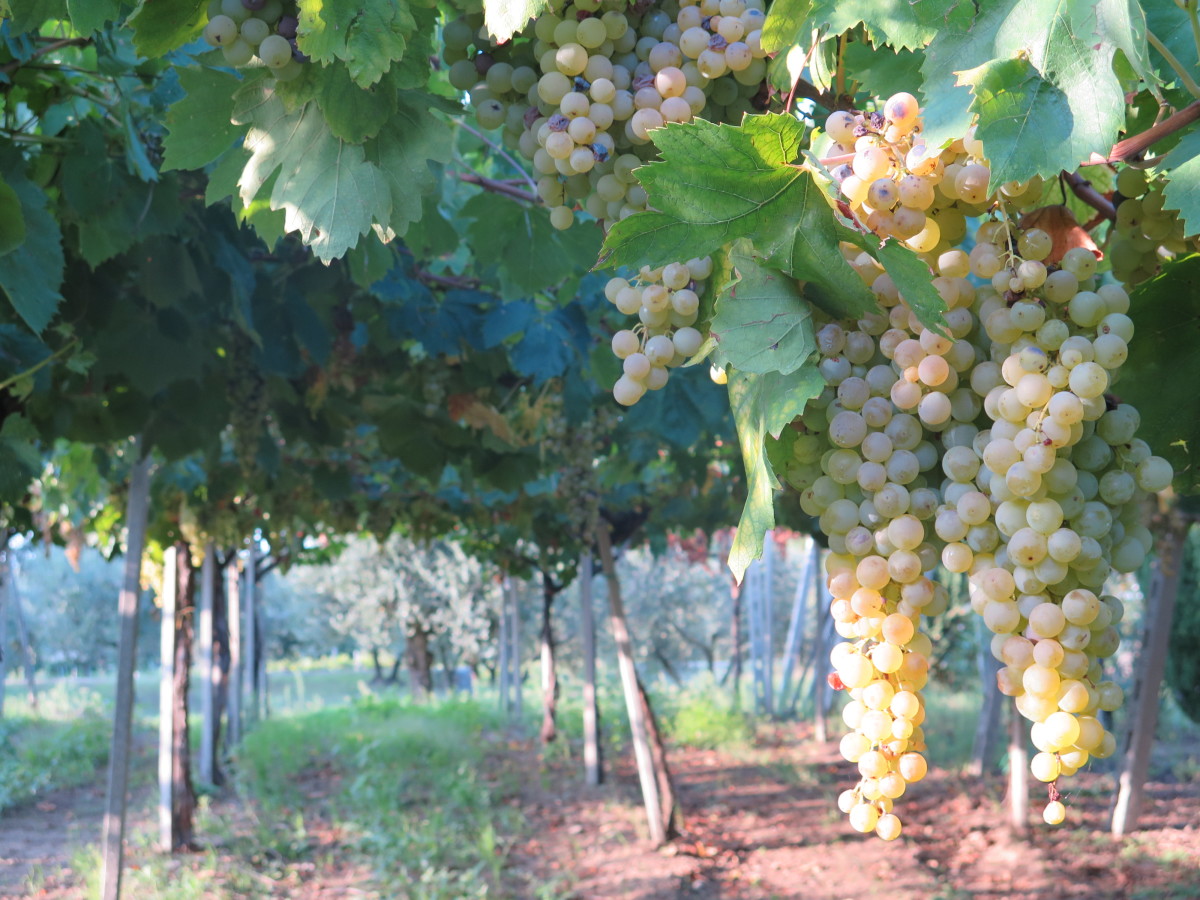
left=652, top=645, right=683, bottom=685
left=100, top=450, right=153, bottom=900
left=5, top=554, right=38, bottom=712
left=636, top=674, right=679, bottom=839
left=1006, top=701, right=1029, bottom=835
left=158, top=548, right=177, bottom=852
left=198, top=543, right=217, bottom=786
left=1112, top=514, right=1187, bottom=836
left=497, top=593, right=510, bottom=714
left=170, top=542, right=196, bottom=850
left=210, top=555, right=230, bottom=786
left=539, top=570, right=559, bottom=744
left=596, top=525, right=671, bottom=847
left=580, top=551, right=603, bottom=786
left=387, top=655, right=403, bottom=685
left=225, top=558, right=241, bottom=748
left=371, top=648, right=385, bottom=684
left=509, top=582, right=522, bottom=723
left=406, top=628, right=433, bottom=700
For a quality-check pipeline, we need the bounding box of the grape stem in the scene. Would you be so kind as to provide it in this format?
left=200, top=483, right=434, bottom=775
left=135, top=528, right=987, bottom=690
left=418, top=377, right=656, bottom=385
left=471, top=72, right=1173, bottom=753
left=1081, top=99, right=1200, bottom=165
left=1061, top=172, right=1116, bottom=222
left=0, top=37, right=91, bottom=78
left=0, top=338, right=79, bottom=393
left=1146, top=30, right=1200, bottom=100
left=455, top=171, right=539, bottom=205
left=454, top=120, right=539, bottom=195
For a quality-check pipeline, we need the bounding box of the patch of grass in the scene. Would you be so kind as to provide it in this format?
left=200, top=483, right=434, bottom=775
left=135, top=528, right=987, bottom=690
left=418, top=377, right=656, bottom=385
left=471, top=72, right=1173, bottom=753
left=662, top=682, right=755, bottom=751
left=0, top=687, right=109, bottom=812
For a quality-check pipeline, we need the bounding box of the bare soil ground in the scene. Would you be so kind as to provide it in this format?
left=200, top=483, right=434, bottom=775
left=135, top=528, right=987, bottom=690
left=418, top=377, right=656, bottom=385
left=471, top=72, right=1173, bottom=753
left=3, top=721, right=1197, bottom=900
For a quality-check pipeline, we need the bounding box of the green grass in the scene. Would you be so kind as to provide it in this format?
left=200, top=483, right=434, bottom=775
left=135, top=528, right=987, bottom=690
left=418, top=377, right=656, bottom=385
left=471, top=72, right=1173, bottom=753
left=0, top=683, right=110, bottom=812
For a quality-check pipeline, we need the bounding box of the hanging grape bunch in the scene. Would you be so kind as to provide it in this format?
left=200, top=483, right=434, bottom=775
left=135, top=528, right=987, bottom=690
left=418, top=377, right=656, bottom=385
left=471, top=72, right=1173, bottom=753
left=604, top=256, right=711, bottom=405
left=778, top=92, right=1176, bottom=839
left=202, top=0, right=307, bottom=81
left=1108, top=167, right=1200, bottom=285
left=441, top=0, right=769, bottom=231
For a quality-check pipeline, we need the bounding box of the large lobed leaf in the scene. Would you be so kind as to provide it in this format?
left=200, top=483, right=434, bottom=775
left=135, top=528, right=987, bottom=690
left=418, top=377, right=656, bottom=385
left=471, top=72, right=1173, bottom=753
left=726, top=366, right=823, bottom=580
left=234, top=77, right=392, bottom=262
left=710, top=240, right=815, bottom=376
left=807, top=0, right=973, bottom=52
left=485, top=0, right=552, bottom=43
left=0, top=155, right=64, bottom=334
left=127, top=0, right=207, bottom=57
left=1162, top=130, right=1200, bottom=237
left=297, top=0, right=417, bottom=88
left=162, top=66, right=243, bottom=172
left=601, top=114, right=876, bottom=320
left=921, top=0, right=1147, bottom=187
left=760, top=0, right=812, bottom=55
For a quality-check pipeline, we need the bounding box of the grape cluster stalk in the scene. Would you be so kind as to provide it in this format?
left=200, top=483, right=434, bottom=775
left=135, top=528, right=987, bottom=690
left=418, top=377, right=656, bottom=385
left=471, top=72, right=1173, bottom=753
left=441, top=0, right=768, bottom=231
left=786, top=94, right=1175, bottom=837
left=202, top=0, right=307, bottom=80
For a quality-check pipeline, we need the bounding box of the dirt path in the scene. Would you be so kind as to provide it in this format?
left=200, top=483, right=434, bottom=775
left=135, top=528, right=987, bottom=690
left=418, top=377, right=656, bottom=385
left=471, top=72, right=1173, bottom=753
left=512, top=722, right=1200, bottom=900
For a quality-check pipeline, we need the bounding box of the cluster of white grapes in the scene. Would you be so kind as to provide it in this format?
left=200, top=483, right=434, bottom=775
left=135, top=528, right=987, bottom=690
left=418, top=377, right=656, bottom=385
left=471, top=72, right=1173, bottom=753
left=202, top=0, right=304, bottom=80
left=605, top=256, right=712, bottom=404
left=441, top=0, right=768, bottom=231
left=1108, top=167, right=1199, bottom=285
left=784, top=93, right=1175, bottom=837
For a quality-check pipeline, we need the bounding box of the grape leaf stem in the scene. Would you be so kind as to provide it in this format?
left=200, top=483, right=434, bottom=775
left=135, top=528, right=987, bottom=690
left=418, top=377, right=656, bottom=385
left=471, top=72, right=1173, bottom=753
left=1082, top=99, right=1200, bottom=165
left=454, top=171, right=539, bottom=204
left=0, top=37, right=91, bottom=78
left=1146, top=30, right=1200, bottom=100
left=0, top=338, right=80, bottom=393
left=1062, top=172, right=1116, bottom=222
left=454, top=120, right=540, bottom=195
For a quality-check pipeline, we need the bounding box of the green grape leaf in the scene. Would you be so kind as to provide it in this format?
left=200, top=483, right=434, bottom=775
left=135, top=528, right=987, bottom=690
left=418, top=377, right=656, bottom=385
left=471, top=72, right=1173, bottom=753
left=1161, top=130, right=1200, bottom=237
left=761, top=0, right=812, bottom=55
left=127, top=0, right=207, bottom=57
left=364, top=93, right=451, bottom=241
left=296, top=0, right=417, bottom=87
left=233, top=78, right=392, bottom=262
left=0, top=158, right=63, bottom=334
left=462, top=193, right=601, bottom=299
left=0, top=177, right=27, bottom=256
left=601, top=115, right=876, bottom=318
left=921, top=0, right=1142, bottom=184
left=0, top=414, right=41, bottom=500
left=727, top=364, right=824, bottom=580
left=162, top=67, right=242, bottom=172
left=484, top=0, right=550, bottom=43
left=6, top=0, right=66, bottom=33
left=847, top=233, right=948, bottom=332
left=67, top=0, right=120, bottom=34
left=841, top=42, right=923, bottom=100
left=314, top=66, right=398, bottom=144
left=1119, top=254, right=1200, bottom=493
left=710, top=241, right=816, bottom=376
left=808, top=0, right=975, bottom=52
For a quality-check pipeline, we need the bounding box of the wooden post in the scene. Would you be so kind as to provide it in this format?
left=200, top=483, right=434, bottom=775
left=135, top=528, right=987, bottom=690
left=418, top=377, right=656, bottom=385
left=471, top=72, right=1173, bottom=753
left=812, top=554, right=834, bottom=742
left=158, top=547, right=178, bottom=851
left=1112, top=516, right=1186, bottom=836
left=509, top=579, right=522, bottom=724
left=100, top=449, right=153, bottom=900
left=5, top=554, right=39, bottom=711
left=243, top=539, right=257, bottom=729
left=596, top=525, right=666, bottom=846
left=198, top=543, right=216, bottom=785
left=497, top=580, right=510, bottom=716
left=969, top=618, right=1003, bottom=777
left=226, top=557, right=241, bottom=748
left=745, top=557, right=762, bottom=712
left=1007, top=700, right=1029, bottom=835
left=761, top=531, right=775, bottom=716
left=778, top=539, right=816, bottom=715
left=580, top=551, right=603, bottom=786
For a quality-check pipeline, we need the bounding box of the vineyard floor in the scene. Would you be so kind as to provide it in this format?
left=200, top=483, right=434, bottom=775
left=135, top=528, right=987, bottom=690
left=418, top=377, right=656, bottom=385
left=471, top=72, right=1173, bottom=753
left=3, top=714, right=1198, bottom=899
